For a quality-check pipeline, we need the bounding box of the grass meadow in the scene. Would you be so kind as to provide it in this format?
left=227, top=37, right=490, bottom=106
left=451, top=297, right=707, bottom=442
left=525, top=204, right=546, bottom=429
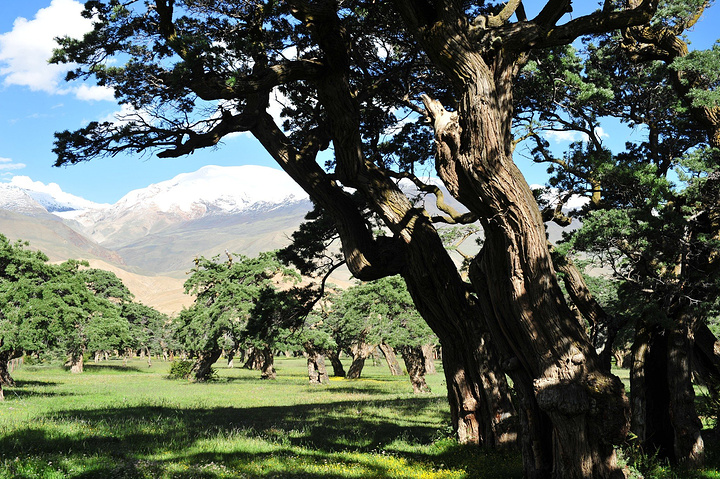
left=0, top=357, right=523, bottom=479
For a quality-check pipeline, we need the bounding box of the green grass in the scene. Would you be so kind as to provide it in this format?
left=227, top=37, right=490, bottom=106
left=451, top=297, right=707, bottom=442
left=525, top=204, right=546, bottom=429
left=0, top=357, right=522, bottom=478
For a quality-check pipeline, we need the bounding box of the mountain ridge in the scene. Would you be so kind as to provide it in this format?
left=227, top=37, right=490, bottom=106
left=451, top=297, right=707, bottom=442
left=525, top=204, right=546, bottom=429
left=0, top=165, right=315, bottom=313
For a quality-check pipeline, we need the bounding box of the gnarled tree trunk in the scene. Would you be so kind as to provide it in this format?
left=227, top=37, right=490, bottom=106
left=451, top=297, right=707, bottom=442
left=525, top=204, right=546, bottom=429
left=632, top=316, right=704, bottom=467
left=379, top=342, right=404, bottom=376
left=400, top=345, right=430, bottom=393
left=69, top=351, right=84, bottom=374
left=243, top=347, right=263, bottom=370
left=0, top=351, right=18, bottom=389
left=259, top=347, right=276, bottom=380
left=411, top=34, right=630, bottom=479
left=421, top=344, right=437, bottom=375
left=327, top=349, right=346, bottom=377
left=667, top=310, right=703, bottom=466
left=347, top=342, right=374, bottom=379
left=192, top=349, right=221, bottom=382
left=306, top=345, right=330, bottom=385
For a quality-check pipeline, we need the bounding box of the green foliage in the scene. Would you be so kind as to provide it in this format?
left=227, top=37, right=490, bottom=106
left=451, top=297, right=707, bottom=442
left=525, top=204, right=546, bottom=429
left=121, top=302, right=170, bottom=355
left=176, top=251, right=303, bottom=362
left=167, top=359, right=194, bottom=380
left=0, top=235, right=167, bottom=374
left=327, top=276, right=436, bottom=352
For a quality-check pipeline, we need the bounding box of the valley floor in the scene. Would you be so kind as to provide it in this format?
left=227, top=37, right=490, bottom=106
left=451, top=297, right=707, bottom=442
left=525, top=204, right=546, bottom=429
left=0, top=357, right=521, bottom=479
left=3, top=358, right=720, bottom=478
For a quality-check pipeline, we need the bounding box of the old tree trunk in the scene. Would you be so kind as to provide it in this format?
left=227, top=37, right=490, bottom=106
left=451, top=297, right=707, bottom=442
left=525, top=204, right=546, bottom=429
left=0, top=350, right=21, bottom=401
left=389, top=2, right=665, bottom=477
left=126, top=0, right=657, bottom=473
left=346, top=342, right=374, bottom=379
left=192, top=349, right=222, bottom=382
left=252, top=4, right=517, bottom=449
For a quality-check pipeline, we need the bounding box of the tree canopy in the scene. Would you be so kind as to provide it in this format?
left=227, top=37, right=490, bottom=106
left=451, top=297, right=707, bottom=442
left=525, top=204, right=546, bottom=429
left=50, top=1, right=720, bottom=476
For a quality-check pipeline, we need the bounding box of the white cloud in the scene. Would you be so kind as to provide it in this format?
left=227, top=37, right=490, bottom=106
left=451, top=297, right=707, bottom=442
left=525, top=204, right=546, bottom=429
left=75, top=84, right=115, bottom=102
left=532, top=185, right=589, bottom=212
left=10, top=175, right=63, bottom=194
left=9, top=175, right=107, bottom=209
left=0, top=0, right=112, bottom=101
left=594, top=126, right=609, bottom=139
left=545, top=130, right=583, bottom=143
left=545, top=127, right=609, bottom=144
left=0, top=157, right=26, bottom=171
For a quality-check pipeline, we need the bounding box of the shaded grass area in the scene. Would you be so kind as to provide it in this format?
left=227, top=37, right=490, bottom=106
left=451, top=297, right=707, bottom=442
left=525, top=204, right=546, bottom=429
left=0, top=358, right=522, bottom=478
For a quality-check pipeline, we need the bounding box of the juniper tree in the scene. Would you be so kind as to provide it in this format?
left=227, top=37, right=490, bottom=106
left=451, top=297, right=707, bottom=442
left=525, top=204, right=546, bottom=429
left=511, top=2, right=720, bottom=465
left=178, top=251, right=301, bottom=381
left=51, top=1, right=680, bottom=476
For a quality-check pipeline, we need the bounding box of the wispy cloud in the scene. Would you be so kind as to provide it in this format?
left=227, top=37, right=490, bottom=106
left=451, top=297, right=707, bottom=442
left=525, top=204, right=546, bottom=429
left=545, top=130, right=583, bottom=143
left=0, top=0, right=113, bottom=102
left=0, top=157, right=26, bottom=171
left=545, top=127, right=609, bottom=144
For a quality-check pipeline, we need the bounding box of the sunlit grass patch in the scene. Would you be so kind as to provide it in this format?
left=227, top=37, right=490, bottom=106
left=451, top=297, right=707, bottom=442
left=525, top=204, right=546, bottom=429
left=0, top=357, right=523, bottom=478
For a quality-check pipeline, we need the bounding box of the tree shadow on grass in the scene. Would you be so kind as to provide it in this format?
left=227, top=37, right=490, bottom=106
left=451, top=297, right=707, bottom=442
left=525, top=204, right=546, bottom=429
left=74, top=364, right=147, bottom=373
left=4, top=379, right=68, bottom=399
left=13, top=379, right=59, bottom=387
left=0, top=395, right=516, bottom=479
left=319, top=384, right=403, bottom=396
left=3, top=388, right=71, bottom=399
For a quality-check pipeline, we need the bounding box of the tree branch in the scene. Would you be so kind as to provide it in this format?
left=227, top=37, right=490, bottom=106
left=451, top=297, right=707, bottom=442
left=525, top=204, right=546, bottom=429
left=386, top=170, right=478, bottom=225
left=497, top=0, right=659, bottom=52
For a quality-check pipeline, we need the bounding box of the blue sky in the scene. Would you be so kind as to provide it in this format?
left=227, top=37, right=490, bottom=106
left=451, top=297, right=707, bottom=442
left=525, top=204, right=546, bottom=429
left=1, top=1, right=718, bottom=204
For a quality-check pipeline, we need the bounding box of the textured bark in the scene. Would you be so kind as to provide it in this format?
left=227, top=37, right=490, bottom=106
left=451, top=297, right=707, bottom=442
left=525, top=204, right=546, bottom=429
left=227, top=348, right=236, bottom=368
left=557, top=259, right=623, bottom=373
left=306, top=345, right=330, bottom=385
left=667, top=311, right=704, bottom=466
left=421, top=344, right=437, bottom=375
left=632, top=318, right=704, bottom=466
left=0, top=351, right=18, bottom=388
left=613, top=350, right=629, bottom=369
left=259, top=347, right=276, bottom=380
left=69, top=352, right=84, bottom=374
left=379, top=343, right=404, bottom=376
left=631, top=324, right=673, bottom=459
left=391, top=6, right=633, bottom=474
left=192, top=349, right=221, bottom=381
left=327, top=349, right=346, bottom=377
left=400, top=346, right=430, bottom=393
left=243, top=348, right=263, bottom=370
left=399, top=219, right=517, bottom=448
left=347, top=342, right=374, bottom=379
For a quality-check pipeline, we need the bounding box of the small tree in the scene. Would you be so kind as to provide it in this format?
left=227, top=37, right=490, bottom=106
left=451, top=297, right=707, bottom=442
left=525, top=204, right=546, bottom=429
left=326, top=276, right=437, bottom=392
left=177, top=251, right=301, bottom=381
left=0, top=236, right=56, bottom=399
left=121, top=302, right=169, bottom=366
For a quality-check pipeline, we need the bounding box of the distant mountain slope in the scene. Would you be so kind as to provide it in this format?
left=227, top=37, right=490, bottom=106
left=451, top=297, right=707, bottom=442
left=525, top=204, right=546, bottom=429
left=83, top=259, right=192, bottom=315
left=70, top=165, right=310, bottom=248
left=113, top=200, right=314, bottom=276
left=0, top=165, right=315, bottom=313
left=0, top=209, right=125, bottom=264
left=0, top=164, right=580, bottom=315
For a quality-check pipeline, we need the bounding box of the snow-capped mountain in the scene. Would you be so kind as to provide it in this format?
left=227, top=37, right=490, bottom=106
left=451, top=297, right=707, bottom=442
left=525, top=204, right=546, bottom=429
left=4, top=176, right=109, bottom=214
left=0, top=183, right=48, bottom=215
left=110, top=165, right=309, bottom=217
left=65, top=165, right=311, bottom=247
